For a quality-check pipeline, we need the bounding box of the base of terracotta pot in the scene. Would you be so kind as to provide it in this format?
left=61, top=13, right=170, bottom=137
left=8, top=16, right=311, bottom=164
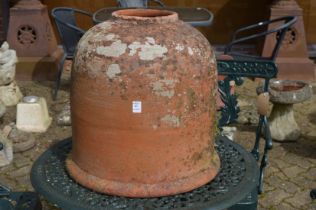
left=66, top=152, right=220, bottom=198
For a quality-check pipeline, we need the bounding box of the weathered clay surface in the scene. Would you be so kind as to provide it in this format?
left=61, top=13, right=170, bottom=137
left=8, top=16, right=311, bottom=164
left=0, top=81, right=23, bottom=106
left=68, top=9, right=219, bottom=197
left=269, top=103, right=300, bottom=141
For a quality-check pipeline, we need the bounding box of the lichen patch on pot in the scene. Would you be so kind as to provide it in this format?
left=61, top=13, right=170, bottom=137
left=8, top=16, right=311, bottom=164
left=104, top=33, right=119, bottom=41
left=175, top=44, right=185, bottom=52
left=127, top=37, right=168, bottom=61
left=161, top=114, right=180, bottom=127
left=139, top=44, right=167, bottom=61
left=96, top=40, right=127, bottom=57
left=106, top=64, right=121, bottom=79
left=128, top=41, right=141, bottom=56
left=98, top=22, right=113, bottom=31
left=152, top=79, right=178, bottom=98
left=188, top=47, right=194, bottom=55
left=145, top=37, right=156, bottom=45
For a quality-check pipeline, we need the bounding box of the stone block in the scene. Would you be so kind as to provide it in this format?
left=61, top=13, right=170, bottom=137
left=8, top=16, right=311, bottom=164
left=16, top=96, right=52, bottom=132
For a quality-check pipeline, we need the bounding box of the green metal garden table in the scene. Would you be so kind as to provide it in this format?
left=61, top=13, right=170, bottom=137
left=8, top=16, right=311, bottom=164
left=30, top=136, right=258, bottom=210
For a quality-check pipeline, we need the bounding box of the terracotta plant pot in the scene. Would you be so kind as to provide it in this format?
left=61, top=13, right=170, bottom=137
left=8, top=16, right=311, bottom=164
left=67, top=9, right=220, bottom=198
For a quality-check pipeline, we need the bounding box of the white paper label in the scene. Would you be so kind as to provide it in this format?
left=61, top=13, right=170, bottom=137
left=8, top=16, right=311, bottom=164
left=132, top=101, right=142, bottom=113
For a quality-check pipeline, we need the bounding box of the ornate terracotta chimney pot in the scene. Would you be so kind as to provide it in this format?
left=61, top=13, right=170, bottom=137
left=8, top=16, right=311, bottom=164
left=7, top=0, right=62, bottom=80
left=262, top=0, right=315, bottom=81
left=7, top=0, right=57, bottom=57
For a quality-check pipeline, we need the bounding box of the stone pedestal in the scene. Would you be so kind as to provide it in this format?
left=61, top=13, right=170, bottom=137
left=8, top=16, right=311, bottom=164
left=262, top=0, right=315, bottom=81
left=269, top=103, right=300, bottom=141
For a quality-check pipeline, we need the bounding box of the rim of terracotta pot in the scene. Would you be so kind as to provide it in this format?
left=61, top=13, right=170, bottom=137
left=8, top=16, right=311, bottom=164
left=66, top=152, right=220, bottom=198
left=112, top=9, right=178, bottom=23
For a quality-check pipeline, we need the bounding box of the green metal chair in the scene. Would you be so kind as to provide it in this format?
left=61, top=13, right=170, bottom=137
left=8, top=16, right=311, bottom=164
left=117, top=0, right=165, bottom=8
left=311, top=189, right=316, bottom=199
left=217, top=15, right=297, bottom=210
left=51, top=7, right=93, bottom=100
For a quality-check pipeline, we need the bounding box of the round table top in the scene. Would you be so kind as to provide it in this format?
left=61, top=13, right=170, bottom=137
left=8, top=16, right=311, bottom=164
left=31, top=136, right=258, bottom=210
left=93, top=7, right=213, bottom=27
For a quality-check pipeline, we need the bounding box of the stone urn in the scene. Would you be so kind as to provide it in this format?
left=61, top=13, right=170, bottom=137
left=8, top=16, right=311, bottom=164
left=67, top=9, right=220, bottom=197
left=268, top=80, right=312, bottom=141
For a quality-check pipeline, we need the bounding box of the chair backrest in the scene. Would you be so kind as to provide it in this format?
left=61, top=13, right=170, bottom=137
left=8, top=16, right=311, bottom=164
left=224, top=16, right=297, bottom=61
left=117, top=0, right=165, bottom=8
left=117, top=0, right=147, bottom=7
left=51, top=7, right=86, bottom=57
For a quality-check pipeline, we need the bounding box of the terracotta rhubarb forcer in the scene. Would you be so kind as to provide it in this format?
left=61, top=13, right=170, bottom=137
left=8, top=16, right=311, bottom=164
left=67, top=9, right=220, bottom=198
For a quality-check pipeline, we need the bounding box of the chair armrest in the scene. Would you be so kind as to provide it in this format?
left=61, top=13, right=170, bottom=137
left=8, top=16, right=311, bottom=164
left=217, top=60, right=278, bottom=79
left=231, top=16, right=295, bottom=40
left=225, top=16, right=297, bottom=55
left=72, top=8, right=93, bottom=17
left=51, top=7, right=92, bottom=33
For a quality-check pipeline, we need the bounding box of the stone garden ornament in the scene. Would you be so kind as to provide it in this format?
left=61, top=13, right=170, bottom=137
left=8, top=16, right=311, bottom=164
left=0, top=42, right=17, bottom=86
left=0, top=42, right=23, bottom=106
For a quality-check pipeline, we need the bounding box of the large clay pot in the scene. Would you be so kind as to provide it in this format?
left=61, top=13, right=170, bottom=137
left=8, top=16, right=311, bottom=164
left=67, top=9, right=220, bottom=198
